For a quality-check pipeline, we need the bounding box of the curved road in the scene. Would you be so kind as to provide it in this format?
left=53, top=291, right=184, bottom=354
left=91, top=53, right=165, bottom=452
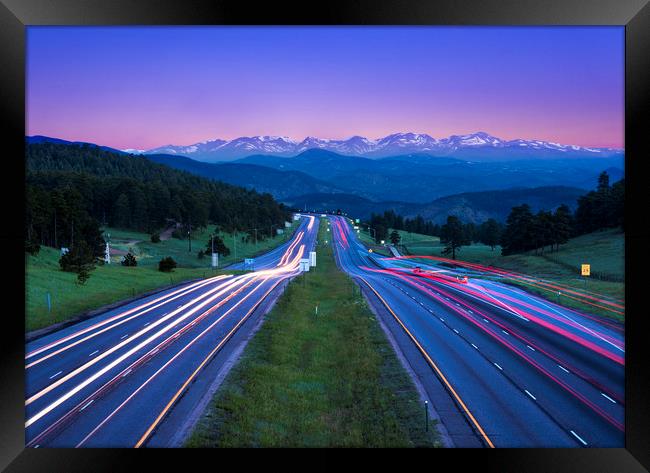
left=329, top=215, right=623, bottom=448
left=25, top=215, right=318, bottom=448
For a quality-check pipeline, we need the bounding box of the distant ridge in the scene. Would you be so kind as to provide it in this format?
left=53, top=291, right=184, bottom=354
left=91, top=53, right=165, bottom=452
left=119, top=131, right=623, bottom=162
left=282, top=186, right=589, bottom=224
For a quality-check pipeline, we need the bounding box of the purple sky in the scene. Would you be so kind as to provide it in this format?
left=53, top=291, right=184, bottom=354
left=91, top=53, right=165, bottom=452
left=26, top=26, right=624, bottom=150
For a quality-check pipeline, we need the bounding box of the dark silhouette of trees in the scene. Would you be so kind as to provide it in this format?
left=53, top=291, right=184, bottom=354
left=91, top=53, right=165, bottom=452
left=25, top=142, right=292, bottom=259
left=440, top=216, right=470, bottom=259
left=121, top=251, right=138, bottom=267
left=478, top=218, right=502, bottom=250
left=158, top=257, right=177, bottom=272
left=575, top=172, right=624, bottom=234
left=551, top=204, right=573, bottom=251
left=59, top=241, right=97, bottom=284
left=206, top=232, right=231, bottom=257
left=389, top=230, right=401, bottom=245
left=500, top=204, right=535, bottom=256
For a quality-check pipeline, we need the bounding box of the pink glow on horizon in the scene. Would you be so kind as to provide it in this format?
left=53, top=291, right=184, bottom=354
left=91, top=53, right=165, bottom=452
left=26, top=27, right=624, bottom=150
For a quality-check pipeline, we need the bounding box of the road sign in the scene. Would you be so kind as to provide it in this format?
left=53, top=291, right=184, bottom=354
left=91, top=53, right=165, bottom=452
left=581, top=264, right=590, bottom=276
left=211, top=253, right=218, bottom=268
left=300, top=259, right=311, bottom=272
left=355, top=219, right=360, bottom=224
left=244, top=258, right=255, bottom=270
left=309, top=251, right=316, bottom=267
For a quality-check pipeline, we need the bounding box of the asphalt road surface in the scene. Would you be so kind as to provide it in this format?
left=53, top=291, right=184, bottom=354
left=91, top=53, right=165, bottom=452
left=328, top=215, right=624, bottom=448
left=25, top=215, right=318, bottom=448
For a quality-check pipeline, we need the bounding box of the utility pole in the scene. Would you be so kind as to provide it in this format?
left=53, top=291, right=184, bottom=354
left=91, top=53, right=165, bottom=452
left=71, top=220, right=74, bottom=248
left=254, top=228, right=258, bottom=248
left=188, top=221, right=192, bottom=252
left=53, top=209, right=57, bottom=248
left=233, top=233, right=237, bottom=259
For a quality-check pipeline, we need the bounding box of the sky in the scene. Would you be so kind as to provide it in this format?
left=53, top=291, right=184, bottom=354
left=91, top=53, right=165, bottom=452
left=26, top=26, right=624, bottom=150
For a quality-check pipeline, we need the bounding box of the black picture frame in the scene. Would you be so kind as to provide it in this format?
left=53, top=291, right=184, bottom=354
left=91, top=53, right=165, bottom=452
left=1, top=0, right=648, bottom=471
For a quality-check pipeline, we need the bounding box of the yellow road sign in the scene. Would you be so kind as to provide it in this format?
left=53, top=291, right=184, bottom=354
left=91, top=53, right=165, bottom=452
left=581, top=264, right=590, bottom=276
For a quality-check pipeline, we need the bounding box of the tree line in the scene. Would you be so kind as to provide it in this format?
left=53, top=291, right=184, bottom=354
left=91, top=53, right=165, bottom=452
left=25, top=143, right=292, bottom=253
left=500, top=172, right=623, bottom=256
left=25, top=143, right=293, bottom=281
left=363, top=171, right=623, bottom=259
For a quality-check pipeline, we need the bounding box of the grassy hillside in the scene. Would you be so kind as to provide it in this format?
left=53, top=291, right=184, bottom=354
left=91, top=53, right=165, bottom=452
left=186, top=220, right=439, bottom=447
left=26, top=221, right=299, bottom=332
left=26, top=247, right=210, bottom=332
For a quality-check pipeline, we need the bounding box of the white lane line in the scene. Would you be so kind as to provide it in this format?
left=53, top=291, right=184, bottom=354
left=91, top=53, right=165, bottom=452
left=525, top=390, right=537, bottom=401
left=88, top=350, right=99, bottom=357
left=502, top=330, right=509, bottom=335
left=558, top=365, right=570, bottom=373
left=49, top=371, right=62, bottom=380
left=80, top=399, right=94, bottom=411
left=483, top=318, right=489, bottom=323
left=143, top=322, right=150, bottom=327
left=453, top=329, right=459, bottom=334
left=474, top=283, right=529, bottom=321
left=531, top=296, right=624, bottom=353
left=120, top=334, right=129, bottom=340
left=601, top=393, right=617, bottom=404
left=494, top=362, right=503, bottom=371
left=570, top=430, right=588, bottom=446
left=471, top=343, right=479, bottom=350
left=121, top=369, right=132, bottom=378
left=440, top=317, right=445, bottom=322
left=527, top=345, right=536, bottom=351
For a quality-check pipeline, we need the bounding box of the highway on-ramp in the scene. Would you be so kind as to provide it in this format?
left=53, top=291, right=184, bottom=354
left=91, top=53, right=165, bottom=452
left=329, top=215, right=624, bottom=448
left=25, top=215, right=319, bottom=448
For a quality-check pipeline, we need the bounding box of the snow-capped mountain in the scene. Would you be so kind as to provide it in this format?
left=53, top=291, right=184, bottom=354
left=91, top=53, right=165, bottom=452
left=127, top=132, right=623, bottom=162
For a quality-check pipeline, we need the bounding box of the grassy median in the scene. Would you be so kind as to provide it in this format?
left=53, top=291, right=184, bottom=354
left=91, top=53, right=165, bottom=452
left=186, top=220, right=439, bottom=447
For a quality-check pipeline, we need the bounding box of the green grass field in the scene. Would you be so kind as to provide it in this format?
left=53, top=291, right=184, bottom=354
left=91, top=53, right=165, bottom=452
left=186, top=220, right=440, bottom=448
left=25, top=247, right=216, bottom=332
left=105, top=220, right=299, bottom=268
left=355, top=226, right=392, bottom=256
left=400, top=228, right=624, bottom=320
left=25, top=221, right=299, bottom=332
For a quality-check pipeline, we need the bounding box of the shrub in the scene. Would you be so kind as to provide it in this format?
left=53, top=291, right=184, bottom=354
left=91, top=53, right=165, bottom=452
left=76, top=267, right=91, bottom=285
left=60, top=241, right=96, bottom=273
left=60, top=241, right=96, bottom=284
left=150, top=232, right=161, bottom=243
left=121, top=251, right=138, bottom=267
left=197, top=250, right=205, bottom=259
left=158, top=256, right=177, bottom=272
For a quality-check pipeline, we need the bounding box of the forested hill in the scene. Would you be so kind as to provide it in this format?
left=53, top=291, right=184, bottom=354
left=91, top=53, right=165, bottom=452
left=26, top=142, right=292, bottom=253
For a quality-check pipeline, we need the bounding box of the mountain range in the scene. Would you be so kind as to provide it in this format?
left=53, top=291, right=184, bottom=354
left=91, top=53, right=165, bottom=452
left=125, top=132, right=623, bottom=162
left=26, top=135, right=624, bottom=224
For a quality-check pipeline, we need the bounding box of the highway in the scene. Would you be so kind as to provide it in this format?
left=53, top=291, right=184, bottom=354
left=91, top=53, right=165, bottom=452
left=25, top=215, right=319, bottom=448
left=329, top=215, right=624, bottom=448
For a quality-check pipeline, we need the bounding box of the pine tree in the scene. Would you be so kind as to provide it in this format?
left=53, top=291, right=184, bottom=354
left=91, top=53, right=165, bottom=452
left=440, top=216, right=470, bottom=260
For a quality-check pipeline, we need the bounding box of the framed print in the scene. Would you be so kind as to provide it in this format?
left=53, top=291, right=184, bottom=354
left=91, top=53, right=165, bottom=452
left=1, top=0, right=649, bottom=471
